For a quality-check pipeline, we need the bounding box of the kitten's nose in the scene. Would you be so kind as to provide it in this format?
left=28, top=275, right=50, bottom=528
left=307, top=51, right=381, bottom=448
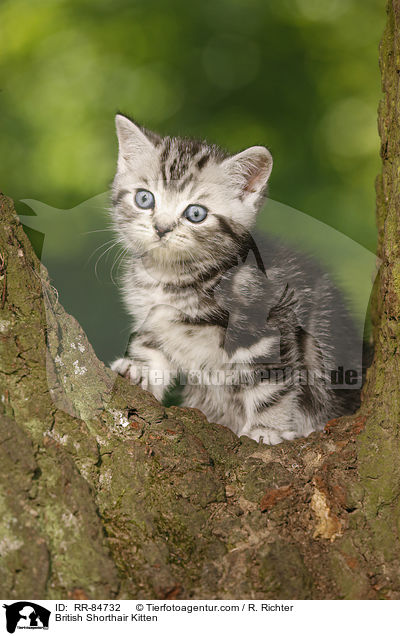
left=154, top=224, right=172, bottom=239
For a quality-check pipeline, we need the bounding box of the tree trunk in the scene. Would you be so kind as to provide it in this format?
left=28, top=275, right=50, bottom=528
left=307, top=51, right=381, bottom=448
left=1, top=1, right=400, bottom=601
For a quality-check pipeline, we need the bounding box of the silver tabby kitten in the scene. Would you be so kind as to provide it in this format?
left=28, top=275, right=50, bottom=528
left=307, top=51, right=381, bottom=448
left=111, top=114, right=359, bottom=445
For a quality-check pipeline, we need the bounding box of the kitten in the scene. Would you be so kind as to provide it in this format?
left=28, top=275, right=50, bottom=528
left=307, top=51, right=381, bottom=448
left=110, top=114, right=360, bottom=445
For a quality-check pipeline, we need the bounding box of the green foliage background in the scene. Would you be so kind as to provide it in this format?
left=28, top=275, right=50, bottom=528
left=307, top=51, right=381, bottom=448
left=0, top=0, right=384, bottom=362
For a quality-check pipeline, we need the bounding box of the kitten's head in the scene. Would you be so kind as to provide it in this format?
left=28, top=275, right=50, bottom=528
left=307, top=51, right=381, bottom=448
left=112, top=114, right=272, bottom=269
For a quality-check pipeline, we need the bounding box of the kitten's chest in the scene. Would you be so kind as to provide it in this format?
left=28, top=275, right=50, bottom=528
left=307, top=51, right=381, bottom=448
left=127, top=277, right=226, bottom=366
left=126, top=277, right=204, bottom=326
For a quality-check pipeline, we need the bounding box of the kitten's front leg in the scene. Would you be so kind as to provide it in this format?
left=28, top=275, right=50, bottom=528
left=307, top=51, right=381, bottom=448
left=111, top=357, right=143, bottom=383
left=111, top=347, right=172, bottom=402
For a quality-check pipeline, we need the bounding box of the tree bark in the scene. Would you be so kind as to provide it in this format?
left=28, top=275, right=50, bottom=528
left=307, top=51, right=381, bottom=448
left=1, top=1, right=400, bottom=600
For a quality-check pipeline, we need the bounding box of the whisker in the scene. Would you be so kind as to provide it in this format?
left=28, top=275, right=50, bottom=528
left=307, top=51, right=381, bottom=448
left=93, top=241, right=122, bottom=280
left=110, top=247, right=128, bottom=285
left=116, top=248, right=129, bottom=280
left=83, top=228, right=114, bottom=236
left=87, top=239, right=118, bottom=264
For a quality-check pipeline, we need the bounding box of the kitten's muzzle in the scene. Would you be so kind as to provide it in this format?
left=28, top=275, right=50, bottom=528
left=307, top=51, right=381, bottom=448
left=154, top=223, right=172, bottom=239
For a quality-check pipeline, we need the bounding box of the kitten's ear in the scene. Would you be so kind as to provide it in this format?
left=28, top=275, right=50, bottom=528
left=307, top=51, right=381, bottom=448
left=115, top=114, right=160, bottom=167
left=222, top=146, right=273, bottom=201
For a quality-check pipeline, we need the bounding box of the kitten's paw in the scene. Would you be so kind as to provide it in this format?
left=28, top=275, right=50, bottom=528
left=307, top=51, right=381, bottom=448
left=247, top=427, right=299, bottom=445
left=111, top=358, right=143, bottom=384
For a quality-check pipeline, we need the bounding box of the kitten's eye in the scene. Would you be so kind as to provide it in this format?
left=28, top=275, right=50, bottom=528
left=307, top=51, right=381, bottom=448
left=184, top=204, right=208, bottom=224
left=135, top=189, right=155, bottom=209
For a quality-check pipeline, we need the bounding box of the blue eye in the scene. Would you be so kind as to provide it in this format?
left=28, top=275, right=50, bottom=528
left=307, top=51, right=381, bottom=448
left=184, top=204, right=208, bottom=224
left=135, top=189, right=155, bottom=209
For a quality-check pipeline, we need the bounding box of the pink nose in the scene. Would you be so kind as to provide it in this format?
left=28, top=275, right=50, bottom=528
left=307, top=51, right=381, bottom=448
left=154, top=224, right=172, bottom=238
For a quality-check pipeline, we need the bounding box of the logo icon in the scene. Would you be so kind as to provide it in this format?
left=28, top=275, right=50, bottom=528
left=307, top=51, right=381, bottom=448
left=2, top=602, right=50, bottom=634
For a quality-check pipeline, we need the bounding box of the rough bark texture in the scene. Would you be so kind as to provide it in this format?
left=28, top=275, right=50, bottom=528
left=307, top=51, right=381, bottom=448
left=1, top=1, right=400, bottom=600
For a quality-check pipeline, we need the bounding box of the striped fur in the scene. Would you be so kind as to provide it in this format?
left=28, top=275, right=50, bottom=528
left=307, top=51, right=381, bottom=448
left=110, top=114, right=360, bottom=445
